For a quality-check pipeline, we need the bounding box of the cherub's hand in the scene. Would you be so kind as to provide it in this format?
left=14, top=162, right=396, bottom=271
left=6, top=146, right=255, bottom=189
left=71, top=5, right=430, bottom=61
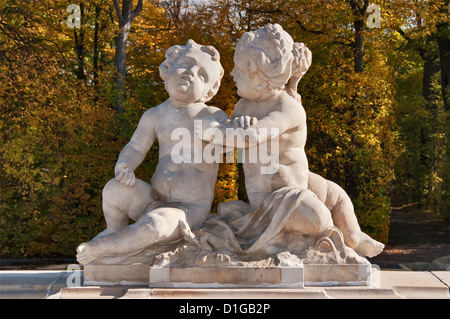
left=115, top=162, right=136, bottom=186
left=233, top=116, right=258, bottom=129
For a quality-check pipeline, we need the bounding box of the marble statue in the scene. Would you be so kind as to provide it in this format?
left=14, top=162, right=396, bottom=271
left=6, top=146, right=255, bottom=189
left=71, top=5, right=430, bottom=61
left=76, top=39, right=230, bottom=265
left=194, top=23, right=384, bottom=258
left=76, top=25, right=384, bottom=285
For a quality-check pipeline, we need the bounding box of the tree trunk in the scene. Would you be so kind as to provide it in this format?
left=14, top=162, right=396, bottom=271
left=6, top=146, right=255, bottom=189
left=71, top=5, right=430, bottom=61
left=112, top=0, right=143, bottom=114
left=418, top=42, right=440, bottom=108
left=348, top=0, right=369, bottom=73
left=417, top=40, right=441, bottom=208
left=74, top=3, right=85, bottom=81
left=353, top=18, right=365, bottom=73
left=113, top=23, right=130, bottom=113
left=342, top=1, right=370, bottom=199
left=436, top=29, right=449, bottom=112
left=93, top=4, right=101, bottom=103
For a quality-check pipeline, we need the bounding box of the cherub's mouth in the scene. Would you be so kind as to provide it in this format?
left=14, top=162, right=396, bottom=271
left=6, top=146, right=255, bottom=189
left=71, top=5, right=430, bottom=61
left=178, top=80, right=191, bottom=88
left=179, top=75, right=193, bottom=86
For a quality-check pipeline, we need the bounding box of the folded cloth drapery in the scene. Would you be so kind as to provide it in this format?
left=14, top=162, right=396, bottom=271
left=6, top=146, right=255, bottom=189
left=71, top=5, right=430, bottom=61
left=182, top=187, right=310, bottom=254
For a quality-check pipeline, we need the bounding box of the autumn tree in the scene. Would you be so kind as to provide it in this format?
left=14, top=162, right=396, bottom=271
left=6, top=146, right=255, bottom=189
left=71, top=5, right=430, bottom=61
left=0, top=0, right=123, bottom=256
left=111, top=0, right=143, bottom=113
left=385, top=0, right=449, bottom=220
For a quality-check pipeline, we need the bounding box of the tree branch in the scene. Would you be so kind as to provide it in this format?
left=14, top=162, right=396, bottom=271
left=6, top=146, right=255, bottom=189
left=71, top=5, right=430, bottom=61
left=132, top=0, right=143, bottom=20
left=241, top=5, right=324, bottom=35
left=396, top=28, right=410, bottom=41
left=362, top=0, right=370, bottom=14
left=112, top=0, right=124, bottom=25
left=347, top=0, right=361, bottom=14
left=348, top=0, right=370, bottom=16
left=293, top=17, right=324, bottom=35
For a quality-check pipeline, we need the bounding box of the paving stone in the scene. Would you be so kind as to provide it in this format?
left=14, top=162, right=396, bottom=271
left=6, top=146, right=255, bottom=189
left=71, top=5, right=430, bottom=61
left=432, top=271, right=450, bottom=287
left=1, top=270, right=449, bottom=299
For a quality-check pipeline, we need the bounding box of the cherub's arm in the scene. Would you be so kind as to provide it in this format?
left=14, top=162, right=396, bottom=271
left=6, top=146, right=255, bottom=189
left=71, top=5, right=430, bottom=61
left=194, top=106, right=235, bottom=153
left=115, top=109, right=157, bottom=186
left=200, top=100, right=299, bottom=149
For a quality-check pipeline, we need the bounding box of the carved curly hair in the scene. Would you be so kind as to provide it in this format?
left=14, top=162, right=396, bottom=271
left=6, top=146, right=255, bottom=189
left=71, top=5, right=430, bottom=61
left=159, top=39, right=225, bottom=102
left=234, top=24, right=312, bottom=101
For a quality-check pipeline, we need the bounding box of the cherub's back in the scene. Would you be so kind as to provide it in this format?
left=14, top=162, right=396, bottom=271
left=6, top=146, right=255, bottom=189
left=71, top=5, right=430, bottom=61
left=238, top=92, right=310, bottom=208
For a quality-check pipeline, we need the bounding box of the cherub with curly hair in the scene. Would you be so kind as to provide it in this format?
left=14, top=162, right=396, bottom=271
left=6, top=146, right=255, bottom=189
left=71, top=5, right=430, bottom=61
left=76, top=40, right=230, bottom=265
left=199, top=24, right=383, bottom=257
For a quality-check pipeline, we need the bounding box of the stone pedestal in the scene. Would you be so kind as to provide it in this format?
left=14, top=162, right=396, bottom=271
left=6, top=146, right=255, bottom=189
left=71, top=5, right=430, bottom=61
left=149, top=266, right=304, bottom=288
left=304, top=263, right=372, bottom=286
left=83, top=262, right=373, bottom=287
left=46, top=270, right=450, bottom=299
left=84, top=263, right=151, bottom=285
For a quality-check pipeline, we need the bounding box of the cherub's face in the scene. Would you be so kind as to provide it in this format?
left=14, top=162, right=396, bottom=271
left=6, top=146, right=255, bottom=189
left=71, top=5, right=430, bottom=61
left=231, top=64, right=255, bottom=100
left=231, top=57, right=270, bottom=101
left=166, top=47, right=219, bottom=105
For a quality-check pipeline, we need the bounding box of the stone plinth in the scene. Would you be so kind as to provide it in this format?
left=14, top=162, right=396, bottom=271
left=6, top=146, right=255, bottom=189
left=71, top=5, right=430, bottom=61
left=84, top=263, right=151, bottom=285
left=304, top=263, right=372, bottom=286
left=149, top=266, right=304, bottom=288
left=45, top=270, right=450, bottom=299
left=83, top=262, right=373, bottom=287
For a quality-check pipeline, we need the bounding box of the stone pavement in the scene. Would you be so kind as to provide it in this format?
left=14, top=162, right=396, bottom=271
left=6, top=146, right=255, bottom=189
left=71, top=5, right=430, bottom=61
left=0, top=270, right=76, bottom=299
left=0, top=269, right=448, bottom=299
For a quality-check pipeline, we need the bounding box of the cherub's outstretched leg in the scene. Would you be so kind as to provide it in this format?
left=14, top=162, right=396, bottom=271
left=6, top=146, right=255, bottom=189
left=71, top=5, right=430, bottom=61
left=76, top=206, right=188, bottom=265
left=308, top=172, right=384, bottom=257
left=76, top=178, right=158, bottom=264
left=330, top=196, right=384, bottom=257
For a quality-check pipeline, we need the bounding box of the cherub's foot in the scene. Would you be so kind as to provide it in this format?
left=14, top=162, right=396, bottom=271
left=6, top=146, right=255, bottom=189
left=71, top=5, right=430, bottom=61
left=345, top=232, right=384, bottom=258
left=76, top=243, right=99, bottom=265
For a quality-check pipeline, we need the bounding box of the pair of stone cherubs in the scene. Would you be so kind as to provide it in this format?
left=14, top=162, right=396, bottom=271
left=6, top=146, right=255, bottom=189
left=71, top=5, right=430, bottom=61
left=76, top=24, right=383, bottom=265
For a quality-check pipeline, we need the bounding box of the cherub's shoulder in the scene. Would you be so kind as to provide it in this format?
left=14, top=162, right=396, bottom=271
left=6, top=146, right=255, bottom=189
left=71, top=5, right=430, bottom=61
left=233, top=98, right=249, bottom=117
left=201, top=104, right=222, bottom=114
left=137, top=101, right=169, bottom=126
left=142, top=101, right=168, bottom=118
left=278, top=91, right=301, bottom=107
left=197, top=104, right=230, bottom=121
left=278, top=92, right=305, bottom=114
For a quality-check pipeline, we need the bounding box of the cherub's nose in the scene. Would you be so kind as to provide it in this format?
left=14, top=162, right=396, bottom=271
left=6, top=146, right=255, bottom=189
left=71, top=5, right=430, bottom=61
left=184, top=66, right=197, bottom=77
left=230, top=67, right=237, bottom=78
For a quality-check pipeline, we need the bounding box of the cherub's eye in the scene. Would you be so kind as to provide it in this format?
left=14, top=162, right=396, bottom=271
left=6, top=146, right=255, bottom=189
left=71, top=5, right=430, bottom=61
left=198, top=70, right=208, bottom=82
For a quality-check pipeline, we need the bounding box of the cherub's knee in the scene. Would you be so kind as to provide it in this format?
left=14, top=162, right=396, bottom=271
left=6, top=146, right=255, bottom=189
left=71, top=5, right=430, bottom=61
left=103, top=178, right=116, bottom=193
left=137, top=208, right=186, bottom=242
left=102, top=179, right=124, bottom=206
left=311, top=197, right=334, bottom=232
left=315, top=204, right=334, bottom=233
left=103, top=178, right=149, bottom=204
left=288, top=189, right=333, bottom=235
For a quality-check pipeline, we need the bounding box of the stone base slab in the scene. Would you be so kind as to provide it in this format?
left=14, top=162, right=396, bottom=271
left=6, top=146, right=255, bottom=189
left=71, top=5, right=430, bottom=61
left=149, top=266, right=304, bottom=288
left=50, top=285, right=449, bottom=299
left=84, top=263, right=150, bottom=285
left=84, top=263, right=373, bottom=287
left=304, top=263, right=372, bottom=286
left=45, top=270, right=450, bottom=299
